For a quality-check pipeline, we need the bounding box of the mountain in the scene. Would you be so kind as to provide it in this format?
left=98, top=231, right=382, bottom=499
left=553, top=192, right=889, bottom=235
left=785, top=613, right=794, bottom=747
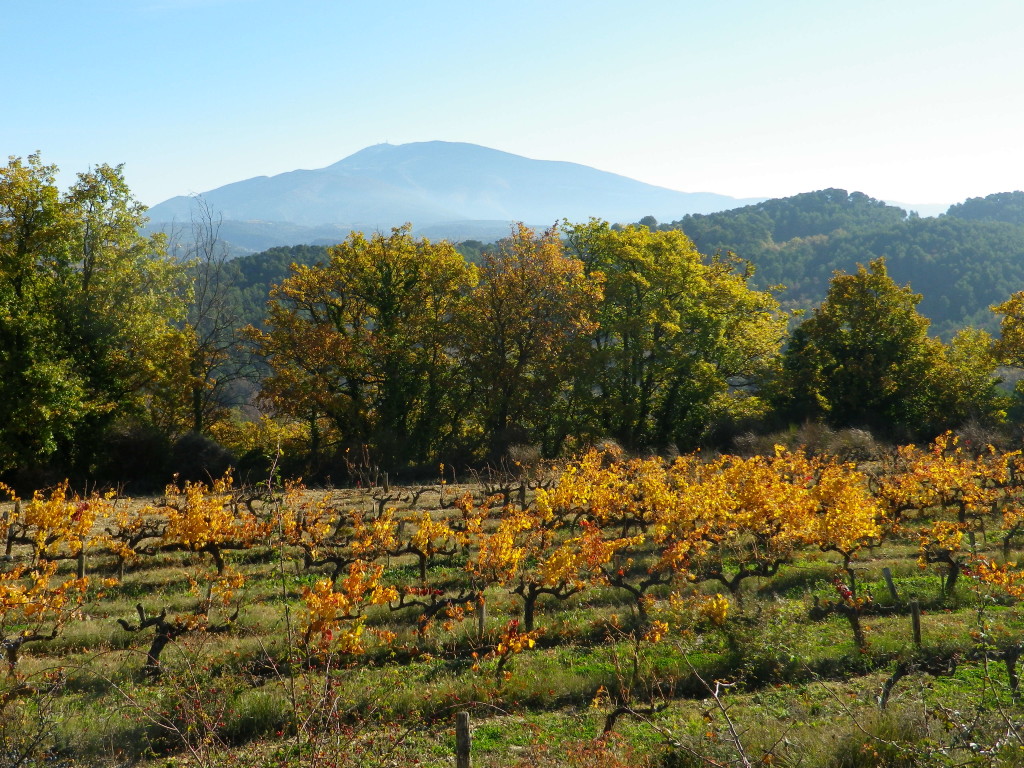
left=145, top=141, right=762, bottom=251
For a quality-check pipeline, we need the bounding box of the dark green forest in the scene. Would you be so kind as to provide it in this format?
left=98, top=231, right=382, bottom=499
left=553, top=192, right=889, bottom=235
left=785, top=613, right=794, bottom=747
left=657, top=189, right=1024, bottom=338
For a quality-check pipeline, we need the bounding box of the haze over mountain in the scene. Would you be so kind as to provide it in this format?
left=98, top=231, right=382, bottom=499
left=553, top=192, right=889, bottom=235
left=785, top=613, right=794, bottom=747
left=145, top=141, right=764, bottom=250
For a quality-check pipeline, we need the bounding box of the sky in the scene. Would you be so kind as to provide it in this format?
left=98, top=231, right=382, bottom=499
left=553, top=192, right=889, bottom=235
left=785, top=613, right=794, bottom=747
left=5, top=0, right=1024, bottom=209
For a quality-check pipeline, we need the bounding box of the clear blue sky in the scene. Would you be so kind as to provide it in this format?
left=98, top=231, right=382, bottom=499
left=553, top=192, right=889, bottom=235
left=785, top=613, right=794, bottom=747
left=5, top=0, right=1023, bottom=208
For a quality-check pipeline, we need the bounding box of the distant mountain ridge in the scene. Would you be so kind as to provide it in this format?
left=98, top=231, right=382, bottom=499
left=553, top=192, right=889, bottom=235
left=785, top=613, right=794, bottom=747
left=145, top=141, right=764, bottom=251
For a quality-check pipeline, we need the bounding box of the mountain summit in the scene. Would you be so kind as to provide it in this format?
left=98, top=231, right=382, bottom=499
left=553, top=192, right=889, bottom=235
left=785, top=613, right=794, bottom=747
left=145, top=142, right=761, bottom=247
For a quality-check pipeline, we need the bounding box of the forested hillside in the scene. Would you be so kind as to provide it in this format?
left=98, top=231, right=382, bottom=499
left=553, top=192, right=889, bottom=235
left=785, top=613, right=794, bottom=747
left=666, top=189, right=1024, bottom=338
left=221, top=244, right=330, bottom=329
left=224, top=190, right=1024, bottom=343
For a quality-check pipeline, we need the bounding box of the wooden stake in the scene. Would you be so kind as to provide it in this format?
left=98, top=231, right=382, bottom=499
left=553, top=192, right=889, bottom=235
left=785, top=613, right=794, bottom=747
left=881, top=567, right=899, bottom=601
left=910, top=600, right=922, bottom=647
left=456, top=711, right=471, bottom=768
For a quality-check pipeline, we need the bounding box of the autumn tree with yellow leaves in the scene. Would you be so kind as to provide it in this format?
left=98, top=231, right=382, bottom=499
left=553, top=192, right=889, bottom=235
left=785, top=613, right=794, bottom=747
left=251, top=226, right=477, bottom=467
left=566, top=221, right=786, bottom=451
left=458, top=223, right=603, bottom=457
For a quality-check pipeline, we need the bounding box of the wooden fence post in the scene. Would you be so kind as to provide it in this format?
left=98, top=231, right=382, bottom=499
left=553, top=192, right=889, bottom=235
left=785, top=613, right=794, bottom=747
left=0, top=505, right=9, bottom=560
left=881, top=567, right=899, bottom=601
left=456, top=711, right=471, bottom=768
left=3, top=500, right=18, bottom=558
left=910, top=600, right=921, bottom=648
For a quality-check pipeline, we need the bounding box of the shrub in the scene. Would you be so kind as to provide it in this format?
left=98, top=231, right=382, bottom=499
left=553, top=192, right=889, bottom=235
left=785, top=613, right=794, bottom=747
left=94, top=420, right=171, bottom=489
left=169, top=431, right=236, bottom=482
left=826, top=709, right=928, bottom=768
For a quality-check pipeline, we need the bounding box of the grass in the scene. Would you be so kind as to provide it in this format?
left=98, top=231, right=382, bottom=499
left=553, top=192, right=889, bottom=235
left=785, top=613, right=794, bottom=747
left=3, top=479, right=1024, bottom=768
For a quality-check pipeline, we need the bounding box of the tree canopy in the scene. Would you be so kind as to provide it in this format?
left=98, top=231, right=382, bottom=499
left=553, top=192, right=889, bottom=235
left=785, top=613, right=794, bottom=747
left=251, top=226, right=477, bottom=467
left=658, top=189, right=1024, bottom=339
left=458, top=224, right=602, bottom=457
left=778, top=258, right=1003, bottom=435
left=567, top=221, right=786, bottom=450
left=0, top=154, right=185, bottom=477
left=2, top=159, right=1020, bottom=482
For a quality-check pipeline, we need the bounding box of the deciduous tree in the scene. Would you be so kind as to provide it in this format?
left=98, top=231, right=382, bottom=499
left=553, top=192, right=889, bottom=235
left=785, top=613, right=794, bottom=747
left=566, top=221, right=784, bottom=450
left=780, top=258, right=965, bottom=435
left=0, top=155, right=186, bottom=476
left=251, top=226, right=476, bottom=467
left=459, top=224, right=602, bottom=457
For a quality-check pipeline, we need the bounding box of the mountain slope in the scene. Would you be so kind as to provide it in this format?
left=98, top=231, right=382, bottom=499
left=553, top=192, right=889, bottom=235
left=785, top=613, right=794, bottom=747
left=145, top=141, right=761, bottom=239
left=668, top=189, right=1024, bottom=337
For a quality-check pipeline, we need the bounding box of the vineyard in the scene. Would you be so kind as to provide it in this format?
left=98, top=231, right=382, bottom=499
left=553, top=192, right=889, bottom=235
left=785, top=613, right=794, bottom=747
left=5, top=436, right=1024, bottom=767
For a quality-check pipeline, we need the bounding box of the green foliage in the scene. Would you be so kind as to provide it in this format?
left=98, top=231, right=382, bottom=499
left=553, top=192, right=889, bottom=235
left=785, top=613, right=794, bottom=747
left=566, top=220, right=786, bottom=450
left=0, top=154, right=186, bottom=477
left=241, top=222, right=790, bottom=464
left=252, top=226, right=478, bottom=466
left=667, top=188, right=1024, bottom=339
left=946, top=190, right=1024, bottom=225
left=930, top=327, right=1006, bottom=426
left=10, top=153, right=1020, bottom=481
left=827, top=710, right=929, bottom=768
left=454, top=239, right=490, bottom=265
left=221, top=243, right=329, bottom=331
left=676, top=188, right=908, bottom=251
left=459, top=224, right=602, bottom=457
left=777, top=259, right=1003, bottom=436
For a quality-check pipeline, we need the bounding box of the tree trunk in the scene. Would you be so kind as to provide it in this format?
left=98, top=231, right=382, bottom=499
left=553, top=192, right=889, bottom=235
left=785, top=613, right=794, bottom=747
left=523, top=590, right=538, bottom=633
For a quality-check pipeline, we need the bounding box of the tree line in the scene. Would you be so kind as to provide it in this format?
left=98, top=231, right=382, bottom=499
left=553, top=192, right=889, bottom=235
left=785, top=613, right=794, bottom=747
left=2, top=155, right=1023, bottom=487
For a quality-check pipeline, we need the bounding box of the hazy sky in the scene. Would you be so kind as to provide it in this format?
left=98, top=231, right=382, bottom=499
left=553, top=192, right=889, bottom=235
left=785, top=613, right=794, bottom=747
left=5, top=0, right=1023, bottom=208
